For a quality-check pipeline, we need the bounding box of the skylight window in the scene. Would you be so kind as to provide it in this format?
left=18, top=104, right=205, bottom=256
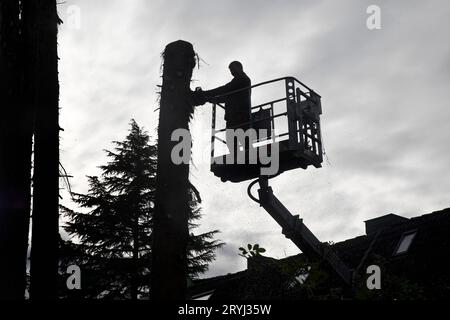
left=394, top=230, right=417, bottom=255
left=192, top=290, right=214, bottom=300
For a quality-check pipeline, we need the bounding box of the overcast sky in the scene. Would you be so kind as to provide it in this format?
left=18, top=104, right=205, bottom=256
left=57, top=0, right=450, bottom=278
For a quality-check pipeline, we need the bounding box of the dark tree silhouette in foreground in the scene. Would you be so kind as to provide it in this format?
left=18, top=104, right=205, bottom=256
left=151, top=40, right=198, bottom=300
left=60, top=120, right=223, bottom=299
left=27, top=0, right=61, bottom=300
left=0, top=0, right=34, bottom=300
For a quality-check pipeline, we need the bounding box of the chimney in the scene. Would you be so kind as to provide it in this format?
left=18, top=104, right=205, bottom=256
left=364, top=213, right=408, bottom=235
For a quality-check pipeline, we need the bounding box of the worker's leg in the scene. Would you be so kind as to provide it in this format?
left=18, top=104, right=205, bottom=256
left=226, top=129, right=250, bottom=164
left=226, top=129, right=239, bottom=162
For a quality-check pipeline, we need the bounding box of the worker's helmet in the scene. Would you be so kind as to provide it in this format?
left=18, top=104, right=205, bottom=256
left=229, top=61, right=243, bottom=72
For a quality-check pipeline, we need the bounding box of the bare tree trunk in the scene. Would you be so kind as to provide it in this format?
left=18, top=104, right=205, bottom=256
left=27, top=0, right=60, bottom=300
left=151, top=40, right=196, bottom=299
left=0, top=0, right=33, bottom=300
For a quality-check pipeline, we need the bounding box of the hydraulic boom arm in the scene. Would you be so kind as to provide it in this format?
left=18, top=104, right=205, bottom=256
left=255, top=177, right=353, bottom=286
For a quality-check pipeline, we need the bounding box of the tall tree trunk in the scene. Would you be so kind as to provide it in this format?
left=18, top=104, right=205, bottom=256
left=151, top=40, right=196, bottom=299
left=27, top=0, right=60, bottom=300
left=131, top=229, right=138, bottom=300
left=0, top=0, right=33, bottom=300
left=131, top=204, right=139, bottom=300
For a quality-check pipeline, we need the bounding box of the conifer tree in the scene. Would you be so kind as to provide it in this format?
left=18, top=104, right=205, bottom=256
left=61, top=120, right=223, bottom=299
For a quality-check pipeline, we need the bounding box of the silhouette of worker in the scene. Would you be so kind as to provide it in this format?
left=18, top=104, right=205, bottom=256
left=202, top=61, right=252, bottom=156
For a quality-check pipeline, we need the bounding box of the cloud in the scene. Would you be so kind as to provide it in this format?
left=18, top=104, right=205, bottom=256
left=58, top=0, right=450, bottom=278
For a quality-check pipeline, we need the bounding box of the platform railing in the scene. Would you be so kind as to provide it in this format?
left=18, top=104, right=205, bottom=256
left=210, top=76, right=321, bottom=162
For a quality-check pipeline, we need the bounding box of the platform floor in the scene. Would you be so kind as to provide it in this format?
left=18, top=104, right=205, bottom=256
left=211, top=140, right=321, bottom=183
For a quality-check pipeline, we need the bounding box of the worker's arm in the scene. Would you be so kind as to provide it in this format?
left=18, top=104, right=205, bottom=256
left=190, top=88, right=207, bottom=106
left=203, top=77, right=245, bottom=103
left=203, top=84, right=232, bottom=103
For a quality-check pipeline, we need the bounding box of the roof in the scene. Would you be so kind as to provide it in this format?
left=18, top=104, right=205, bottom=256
left=190, top=208, right=450, bottom=300
left=364, top=213, right=409, bottom=235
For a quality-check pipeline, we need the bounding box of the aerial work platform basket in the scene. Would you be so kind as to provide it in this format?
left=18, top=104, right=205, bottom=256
left=209, top=76, right=353, bottom=287
left=210, top=77, right=323, bottom=182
